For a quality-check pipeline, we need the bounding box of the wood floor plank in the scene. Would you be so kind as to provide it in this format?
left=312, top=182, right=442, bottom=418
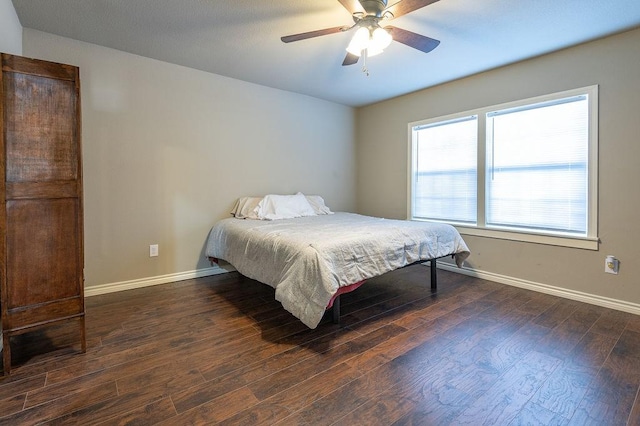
left=533, top=305, right=603, bottom=361
left=628, top=386, right=640, bottom=426
left=568, top=329, right=640, bottom=425
left=0, top=382, right=118, bottom=425
left=46, top=389, right=167, bottom=425
left=515, top=291, right=563, bottom=316
left=115, top=362, right=206, bottom=398
left=281, top=324, right=468, bottom=425
left=248, top=323, right=406, bottom=401
left=44, top=319, right=258, bottom=385
left=567, top=330, right=618, bottom=368
left=0, top=393, right=27, bottom=418
left=196, top=323, right=341, bottom=382
left=26, top=369, right=115, bottom=408
left=391, top=287, right=485, bottom=330
left=328, top=349, right=478, bottom=425
left=451, top=350, right=562, bottom=424
left=158, top=387, right=258, bottom=425
left=307, top=338, right=565, bottom=426
left=485, top=321, right=551, bottom=373
left=528, top=361, right=599, bottom=420
left=524, top=329, right=617, bottom=422
left=286, top=361, right=413, bottom=426
left=588, top=308, right=632, bottom=337
left=507, top=401, right=569, bottom=426
left=0, top=373, right=46, bottom=399
left=0, top=348, right=87, bottom=385
left=94, top=397, right=177, bottom=426
left=3, top=329, right=91, bottom=377
left=347, top=311, right=468, bottom=373
left=221, top=361, right=363, bottom=425
left=342, top=276, right=496, bottom=335
left=626, top=314, right=640, bottom=333
left=171, top=326, right=360, bottom=414
left=532, top=299, right=581, bottom=329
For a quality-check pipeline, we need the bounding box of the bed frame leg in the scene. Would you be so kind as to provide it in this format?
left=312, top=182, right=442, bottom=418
left=431, top=258, right=437, bottom=291
left=332, top=295, right=340, bottom=324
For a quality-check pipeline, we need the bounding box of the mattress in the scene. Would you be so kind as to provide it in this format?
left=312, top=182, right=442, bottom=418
left=205, top=212, right=470, bottom=328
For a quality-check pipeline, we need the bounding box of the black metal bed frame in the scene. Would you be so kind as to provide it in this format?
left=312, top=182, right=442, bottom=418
left=330, top=257, right=440, bottom=324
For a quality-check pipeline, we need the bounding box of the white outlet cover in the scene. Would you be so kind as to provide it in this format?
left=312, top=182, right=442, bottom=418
left=604, top=256, right=618, bottom=274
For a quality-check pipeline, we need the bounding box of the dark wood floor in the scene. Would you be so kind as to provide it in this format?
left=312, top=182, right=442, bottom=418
left=1, top=266, right=639, bottom=425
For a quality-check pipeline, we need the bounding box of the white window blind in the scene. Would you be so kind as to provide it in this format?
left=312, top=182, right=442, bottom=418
left=486, top=95, right=589, bottom=235
left=412, top=115, right=477, bottom=223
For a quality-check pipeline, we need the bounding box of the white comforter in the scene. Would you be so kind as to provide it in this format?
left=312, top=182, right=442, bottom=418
left=205, top=213, right=470, bottom=328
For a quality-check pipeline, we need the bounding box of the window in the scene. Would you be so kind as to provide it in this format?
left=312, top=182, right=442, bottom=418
left=409, top=86, right=598, bottom=249
left=411, top=115, right=477, bottom=224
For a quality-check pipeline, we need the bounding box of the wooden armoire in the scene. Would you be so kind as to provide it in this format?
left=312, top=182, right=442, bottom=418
left=1, top=53, right=85, bottom=375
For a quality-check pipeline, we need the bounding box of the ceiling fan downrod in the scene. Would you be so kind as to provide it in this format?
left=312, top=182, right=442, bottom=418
left=360, top=0, right=388, bottom=17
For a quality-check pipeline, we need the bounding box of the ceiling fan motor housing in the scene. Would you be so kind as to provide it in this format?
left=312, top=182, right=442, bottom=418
left=360, top=0, right=388, bottom=17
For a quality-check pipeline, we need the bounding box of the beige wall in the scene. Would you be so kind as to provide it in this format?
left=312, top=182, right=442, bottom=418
left=0, top=0, right=22, bottom=55
left=23, top=29, right=356, bottom=289
left=356, top=27, right=640, bottom=310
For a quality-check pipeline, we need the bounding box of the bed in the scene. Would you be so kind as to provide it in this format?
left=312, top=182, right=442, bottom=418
left=205, top=194, right=470, bottom=329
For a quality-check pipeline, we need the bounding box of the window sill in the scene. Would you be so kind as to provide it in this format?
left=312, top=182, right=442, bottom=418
left=454, top=225, right=599, bottom=250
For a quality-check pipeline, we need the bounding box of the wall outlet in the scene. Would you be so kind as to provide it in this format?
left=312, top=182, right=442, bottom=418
left=150, top=244, right=159, bottom=257
left=605, top=255, right=618, bottom=274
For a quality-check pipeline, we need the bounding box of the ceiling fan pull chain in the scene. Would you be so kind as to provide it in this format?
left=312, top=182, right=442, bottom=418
left=362, top=49, right=370, bottom=76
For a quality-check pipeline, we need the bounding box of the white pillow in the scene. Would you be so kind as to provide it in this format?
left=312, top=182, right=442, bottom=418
left=255, top=193, right=316, bottom=220
left=300, top=193, right=333, bottom=215
left=230, top=196, right=262, bottom=219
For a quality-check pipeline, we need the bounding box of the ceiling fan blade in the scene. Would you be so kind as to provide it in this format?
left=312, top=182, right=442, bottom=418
left=342, top=52, right=360, bottom=66
left=337, top=0, right=365, bottom=14
left=386, top=26, right=440, bottom=53
left=281, top=26, right=346, bottom=43
left=384, top=0, right=440, bottom=19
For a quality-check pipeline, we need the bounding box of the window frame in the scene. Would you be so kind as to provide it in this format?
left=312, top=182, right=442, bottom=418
left=407, top=85, right=599, bottom=250
left=410, top=114, right=479, bottom=224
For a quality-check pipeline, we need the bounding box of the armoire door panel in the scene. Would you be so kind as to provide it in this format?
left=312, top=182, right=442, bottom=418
left=6, top=198, right=80, bottom=308
left=4, top=72, right=77, bottom=183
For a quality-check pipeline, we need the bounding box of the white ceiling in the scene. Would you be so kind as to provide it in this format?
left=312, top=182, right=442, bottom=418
left=11, top=0, right=640, bottom=107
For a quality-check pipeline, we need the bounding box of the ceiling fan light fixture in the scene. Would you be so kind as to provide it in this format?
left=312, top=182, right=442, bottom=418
left=346, top=27, right=370, bottom=56
left=371, top=27, right=392, bottom=50
left=346, top=25, right=392, bottom=57
left=366, top=43, right=384, bottom=57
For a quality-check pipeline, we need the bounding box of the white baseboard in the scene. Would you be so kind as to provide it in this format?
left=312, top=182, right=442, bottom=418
left=84, top=265, right=231, bottom=297
left=437, top=262, right=640, bottom=316
left=84, top=262, right=640, bottom=317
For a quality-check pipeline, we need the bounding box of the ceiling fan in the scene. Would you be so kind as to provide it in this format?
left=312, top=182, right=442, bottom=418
left=281, top=0, right=441, bottom=72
